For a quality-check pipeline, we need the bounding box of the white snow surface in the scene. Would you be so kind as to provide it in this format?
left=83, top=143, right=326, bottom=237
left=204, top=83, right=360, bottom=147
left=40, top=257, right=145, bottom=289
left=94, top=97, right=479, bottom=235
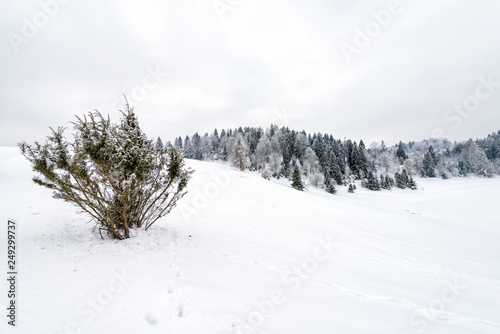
left=0, top=146, right=499, bottom=334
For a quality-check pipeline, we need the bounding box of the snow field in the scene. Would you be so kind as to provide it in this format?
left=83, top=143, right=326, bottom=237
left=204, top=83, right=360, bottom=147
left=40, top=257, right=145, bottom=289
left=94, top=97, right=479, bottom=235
left=0, top=147, right=499, bottom=333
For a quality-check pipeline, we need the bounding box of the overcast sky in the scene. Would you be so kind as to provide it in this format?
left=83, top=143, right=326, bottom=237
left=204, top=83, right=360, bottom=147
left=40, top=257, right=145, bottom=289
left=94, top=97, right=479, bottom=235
left=1, top=0, right=500, bottom=147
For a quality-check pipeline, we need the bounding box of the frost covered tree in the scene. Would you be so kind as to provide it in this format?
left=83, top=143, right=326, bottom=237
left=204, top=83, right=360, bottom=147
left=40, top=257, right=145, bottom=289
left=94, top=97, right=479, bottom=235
left=184, top=136, right=193, bottom=159
left=176, top=125, right=499, bottom=184
left=396, top=141, right=408, bottom=163
left=422, top=146, right=436, bottom=178
left=302, top=147, right=319, bottom=176
left=210, top=129, right=220, bottom=157
left=329, top=152, right=343, bottom=185
left=155, top=137, right=164, bottom=152
left=19, top=102, right=192, bottom=240
left=357, top=140, right=369, bottom=177
left=291, top=159, right=304, bottom=191
left=200, top=134, right=212, bottom=160
left=309, top=172, right=324, bottom=188
left=268, top=152, right=283, bottom=177
left=233, top=134, right=248, bottom=171
left=394, top=170, right=407, bottom=189
left=324, top=175, right=337, bottom=194
left=407, top=176, right=418, bottom=190
left=461, top=141, right=494, bottom=177
left=394, top=169, right=417, bottom=190
left=261, top=164, right=272, bottom=180
left=294, top=133, right=308, bottom=163
left=375, top=150, right=396, bottom=176
left=380, top=173, right=394, bottom=190
left=256, top=136, right=272, bottom=170
left=364, top=171, right=381, bottom=191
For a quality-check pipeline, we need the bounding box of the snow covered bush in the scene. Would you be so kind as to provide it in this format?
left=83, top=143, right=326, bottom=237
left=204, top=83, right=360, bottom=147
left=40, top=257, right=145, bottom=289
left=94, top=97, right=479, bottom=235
left=19, top=102, right=192, bottom=240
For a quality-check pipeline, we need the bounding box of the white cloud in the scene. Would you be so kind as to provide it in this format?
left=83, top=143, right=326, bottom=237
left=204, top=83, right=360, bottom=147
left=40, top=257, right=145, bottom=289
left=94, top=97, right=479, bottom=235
left=1, top=0, right=499, bottom=147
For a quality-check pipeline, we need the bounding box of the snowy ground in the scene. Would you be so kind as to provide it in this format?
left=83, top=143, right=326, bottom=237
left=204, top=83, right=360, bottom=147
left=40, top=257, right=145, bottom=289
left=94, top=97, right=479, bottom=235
left=0, top=146, right=499, bottom=334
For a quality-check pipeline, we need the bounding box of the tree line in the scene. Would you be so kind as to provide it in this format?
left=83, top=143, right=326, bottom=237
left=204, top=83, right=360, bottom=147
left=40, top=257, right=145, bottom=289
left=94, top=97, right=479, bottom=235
left=157, top=126, right=499, bottom=193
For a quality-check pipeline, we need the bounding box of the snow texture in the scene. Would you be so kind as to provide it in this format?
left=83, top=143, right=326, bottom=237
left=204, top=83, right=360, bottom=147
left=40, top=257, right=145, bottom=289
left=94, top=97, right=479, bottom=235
left=0, top=147, right=499, bottom=334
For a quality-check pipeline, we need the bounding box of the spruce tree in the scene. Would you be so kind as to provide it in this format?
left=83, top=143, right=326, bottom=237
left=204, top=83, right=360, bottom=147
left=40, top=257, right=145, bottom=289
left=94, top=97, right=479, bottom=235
left=324, top=175, right=337, bottom=194
left=357, top=140, right=369, bottom=177
left=423, top=146, right=436, bottom=177
left=396, top=141, right=408, bottom=163
left=402, top=169, right=410, bottom=185
left=380, top=173, right=388, bottom=189
left=291, top=160, right=305, bottom=191
left=407, top=176, right=418, bottom=190
left=386, top=175, right=395, bottom=189
left=364, top=171, right=381, bottom=191
left=349, top=141, right=360, bottom=178
left=329, top=153, right=343, bottom=185
left=192, top=132, right=203, bottom=160
left=281, top=141, right=292, bottom=177
left=184, top=136, right=194, bottom=159
left=394, top=171, right=406, bottom=189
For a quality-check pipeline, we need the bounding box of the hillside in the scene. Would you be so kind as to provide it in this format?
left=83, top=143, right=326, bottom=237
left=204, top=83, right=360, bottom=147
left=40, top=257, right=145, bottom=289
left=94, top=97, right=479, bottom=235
left=0, top=147, right=499, bottom=334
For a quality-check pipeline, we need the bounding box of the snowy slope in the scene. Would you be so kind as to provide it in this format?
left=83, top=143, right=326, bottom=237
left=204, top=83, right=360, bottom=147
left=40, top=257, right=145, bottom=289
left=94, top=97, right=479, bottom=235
left=0, top=147, right=499, bottom=334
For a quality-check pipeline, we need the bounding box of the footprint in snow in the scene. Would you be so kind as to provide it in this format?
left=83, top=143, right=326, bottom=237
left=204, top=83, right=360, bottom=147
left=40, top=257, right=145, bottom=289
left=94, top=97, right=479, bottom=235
left=144, top=313, right=158, bottom=325
left=178, top=303, right=184, bottom=317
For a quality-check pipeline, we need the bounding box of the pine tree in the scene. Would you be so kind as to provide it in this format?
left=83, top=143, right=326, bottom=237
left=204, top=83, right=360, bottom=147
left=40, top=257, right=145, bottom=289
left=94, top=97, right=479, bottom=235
left=233, top=134, right=248, bottom=171
left=364, top=171, right=381, bottom=191
left=394, top=171, right=406, bottom=189
left=324, top=175, right=337, bottom=194
left=386, top=175, right=395, bottom=189
left=396, top=141, right=408, bottom=163
left=357, top=140, right=369, bottom=177
left=348, top=141, right=360, bottom=177
left=329, top=153, right=343, bottom=185
left=192, top=132, right=202, bottom=160
left=331, top=140, right=345, bottom=175
left=312, top=135, right=325, bottom=167
left=281, top=140, right=292, bottom=177
left=407, top=176, right=418, bottom=190
left=155, top=136, right=164, bottom=152
left=184, top=136, right=193, bottom=159
left=294, top=133, right=308, bottom=164
left=423, top=147, right=436, bottom=177
left=380, top=173, right=388, bottom=189
left=291, top=160, right=305, bottom=191
left=402, top=169, right=410, bottom=186
left=174, top=136, right=182, bottom=148
left=348, top=183, right=355, bottom=193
